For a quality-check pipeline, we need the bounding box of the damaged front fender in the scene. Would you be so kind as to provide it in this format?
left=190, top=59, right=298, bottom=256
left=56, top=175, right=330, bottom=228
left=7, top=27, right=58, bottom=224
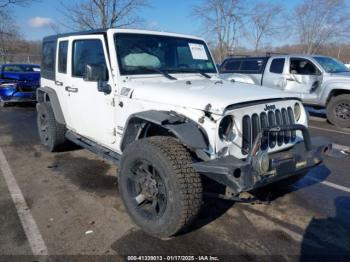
left=120, top=110, right=209, bottom=152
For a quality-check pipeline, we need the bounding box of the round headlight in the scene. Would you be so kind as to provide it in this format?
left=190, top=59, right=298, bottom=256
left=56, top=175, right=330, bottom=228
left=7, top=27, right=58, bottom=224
left=294, top=103, right=301, bottom=121
left=219, top=115, right=234, bottom=141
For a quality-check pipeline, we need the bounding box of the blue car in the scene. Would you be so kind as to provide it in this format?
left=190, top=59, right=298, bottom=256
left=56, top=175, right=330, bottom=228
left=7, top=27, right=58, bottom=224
left=0, top=64, right=40, bottom=107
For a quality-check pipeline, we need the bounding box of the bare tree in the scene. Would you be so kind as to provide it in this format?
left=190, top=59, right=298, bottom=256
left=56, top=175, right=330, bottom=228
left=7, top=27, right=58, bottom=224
left=0, top=0, right=34, bottom=8
left=244, top=1, right=284, bottom=53
left=0, top=10, right=21, bottom=62
left=295, top=0, right=350, bottom=54
left=60, top=0, right=148, bottom=30
left=193, top=0, right=244, bottom=62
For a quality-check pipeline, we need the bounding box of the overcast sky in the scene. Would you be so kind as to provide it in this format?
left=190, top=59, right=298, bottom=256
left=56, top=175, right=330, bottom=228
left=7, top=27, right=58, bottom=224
left=12, top=0, right=302, bottom=43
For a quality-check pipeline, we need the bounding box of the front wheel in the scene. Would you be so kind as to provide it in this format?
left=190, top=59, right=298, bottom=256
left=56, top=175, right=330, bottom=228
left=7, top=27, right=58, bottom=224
left=119, top=136, right=202, bottom=238
left=326, top=94, right=350, bottom=128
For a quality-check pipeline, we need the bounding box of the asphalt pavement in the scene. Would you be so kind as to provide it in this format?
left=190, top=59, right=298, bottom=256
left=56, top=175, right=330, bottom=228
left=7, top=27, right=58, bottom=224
left=0, top=106, right=350, bottom=262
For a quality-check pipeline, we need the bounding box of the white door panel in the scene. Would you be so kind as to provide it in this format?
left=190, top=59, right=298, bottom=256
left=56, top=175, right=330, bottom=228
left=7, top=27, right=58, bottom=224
left=262, top=57, right=287, bottom=90
left=284, top=74, right=322, bottom=94
left=65, top=35, right=116, bottom=147
left=284, top=57, right=323, bottom=97
left=55, top=38, right=71, bottom=125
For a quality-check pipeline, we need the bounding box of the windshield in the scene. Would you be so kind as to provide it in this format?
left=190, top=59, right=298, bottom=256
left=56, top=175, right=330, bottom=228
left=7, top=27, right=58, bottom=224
left=313, top=56, right=349, bottom=73
left=114, top=33, right=217, bottom=76
left=3, top=64, right=40, bottom=73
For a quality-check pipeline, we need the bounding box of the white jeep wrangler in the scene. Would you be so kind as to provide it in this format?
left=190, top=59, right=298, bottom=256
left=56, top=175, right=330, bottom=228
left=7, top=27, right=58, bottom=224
left=37, top=29, right=328, bottom=238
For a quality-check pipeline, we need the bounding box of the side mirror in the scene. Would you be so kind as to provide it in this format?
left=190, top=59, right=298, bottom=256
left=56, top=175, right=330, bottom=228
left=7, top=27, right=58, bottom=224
left=98, top=80, right=111, bottom=94
left=83, top=64, right=108, bottom=82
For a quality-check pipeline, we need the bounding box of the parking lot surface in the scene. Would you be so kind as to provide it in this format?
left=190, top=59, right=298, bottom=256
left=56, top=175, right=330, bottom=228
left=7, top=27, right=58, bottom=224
left=0, top=106, right=350, bottom=261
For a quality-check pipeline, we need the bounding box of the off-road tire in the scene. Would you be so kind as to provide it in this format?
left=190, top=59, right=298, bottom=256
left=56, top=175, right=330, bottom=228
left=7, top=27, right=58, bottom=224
left=119, top=136, right=202, bottom=238
left=326, top=94, right=350, bottom=128
left=37, top=102, right=67, bottom=152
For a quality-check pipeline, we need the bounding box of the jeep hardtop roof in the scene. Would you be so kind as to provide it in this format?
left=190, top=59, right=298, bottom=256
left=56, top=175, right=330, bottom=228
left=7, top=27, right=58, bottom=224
left=43, top=28, right=204, bottom=42
left=41, top=28, right=207, bottom=81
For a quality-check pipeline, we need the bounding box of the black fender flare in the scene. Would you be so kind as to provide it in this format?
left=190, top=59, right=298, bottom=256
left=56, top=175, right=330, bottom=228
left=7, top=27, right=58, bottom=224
left=36, top=87, right=66, bottom=125
left=120, top=110, right=209, bottom=152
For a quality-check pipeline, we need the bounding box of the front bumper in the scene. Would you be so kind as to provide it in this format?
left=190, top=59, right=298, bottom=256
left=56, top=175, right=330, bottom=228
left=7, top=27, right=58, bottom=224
left=0, top=88, right=36, bottom=103
left=193, top=124, right=330, bottom=194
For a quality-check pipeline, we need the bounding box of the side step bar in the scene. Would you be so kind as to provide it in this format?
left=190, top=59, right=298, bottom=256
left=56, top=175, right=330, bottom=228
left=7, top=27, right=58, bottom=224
left=65, top=131, right=121, bottom=165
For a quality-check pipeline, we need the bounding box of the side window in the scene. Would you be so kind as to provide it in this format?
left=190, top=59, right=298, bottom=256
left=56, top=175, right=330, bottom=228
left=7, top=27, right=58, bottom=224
left=72, top=39, right=106, bottom=78
left=221, top=60, right=241, bottom=72
left=290, top=58, right=319, bottom=75
left=240, top=60, right=263, bottom=72
left=42, top=41, right=56, bottom=79
left=58, top=41, right=68, bottom=74
left=270, top=58, right=285, bottom=74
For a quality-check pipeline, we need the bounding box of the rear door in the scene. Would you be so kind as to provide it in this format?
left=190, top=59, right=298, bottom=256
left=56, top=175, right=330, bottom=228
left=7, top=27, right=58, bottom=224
left=262, top=57, right=287, bottom=89
left=64, top=35, right=117, bottom=147
left=55, top=38, right=70, bottom=119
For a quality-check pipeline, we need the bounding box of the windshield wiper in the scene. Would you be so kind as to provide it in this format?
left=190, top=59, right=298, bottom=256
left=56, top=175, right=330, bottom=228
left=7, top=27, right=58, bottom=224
left=131, top=66, right=177, bottom=80
left=173, top=68, right=212, bottom=79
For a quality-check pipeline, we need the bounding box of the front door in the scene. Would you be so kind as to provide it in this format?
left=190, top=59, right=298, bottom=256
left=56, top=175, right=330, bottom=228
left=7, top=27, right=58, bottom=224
left=284, top=57, right=323, bottom=96
left=65, top=35, right=116, bottom=147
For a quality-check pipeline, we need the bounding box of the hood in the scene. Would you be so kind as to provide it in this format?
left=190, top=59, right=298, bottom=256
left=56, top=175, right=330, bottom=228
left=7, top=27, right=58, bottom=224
left=126, top=78, right=296, bottom=115
left=2, top=71, right=40, bottom=82
left=323, top=72, right=350, bottom=86
left=332, top=71, right=350, bottom=77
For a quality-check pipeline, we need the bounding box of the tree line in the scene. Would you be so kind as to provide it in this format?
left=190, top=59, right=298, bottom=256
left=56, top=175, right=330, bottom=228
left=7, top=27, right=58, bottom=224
left=1, top=0, right=350, bottom=64
left=195, top=0, right=350, bottom=62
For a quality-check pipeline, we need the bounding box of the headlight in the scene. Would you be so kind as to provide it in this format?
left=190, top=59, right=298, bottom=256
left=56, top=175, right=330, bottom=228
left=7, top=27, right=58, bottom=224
left=219, top=115, right=235, bottom=141
left=0, top=83, right=17, bottom=88
left=294, top=102, right=302, bottom=121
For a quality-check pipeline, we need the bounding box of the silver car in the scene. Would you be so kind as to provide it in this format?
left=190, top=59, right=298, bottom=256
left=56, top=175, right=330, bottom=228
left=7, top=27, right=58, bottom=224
left=220, top=54, right=350, bottom=128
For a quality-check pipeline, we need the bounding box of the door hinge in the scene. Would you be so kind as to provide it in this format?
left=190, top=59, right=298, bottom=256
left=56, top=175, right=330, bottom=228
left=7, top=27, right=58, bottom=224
left=111, top=97, right=116, bottom=107
left=113, top=127, right=117, bottom=136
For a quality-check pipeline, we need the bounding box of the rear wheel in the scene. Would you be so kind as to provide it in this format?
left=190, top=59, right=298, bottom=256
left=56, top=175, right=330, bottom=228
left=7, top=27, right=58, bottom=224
left=37, top=102, right=67, bottom=152
left=119, top=136, right=202, bottom=238
left=326, top=94, right=350, bottom=128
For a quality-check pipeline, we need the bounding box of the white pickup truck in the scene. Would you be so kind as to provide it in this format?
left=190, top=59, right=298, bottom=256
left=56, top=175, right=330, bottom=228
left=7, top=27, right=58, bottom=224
left=36, top=29, right=328, bottom=238
left=220, top=55, right=350, bottom=128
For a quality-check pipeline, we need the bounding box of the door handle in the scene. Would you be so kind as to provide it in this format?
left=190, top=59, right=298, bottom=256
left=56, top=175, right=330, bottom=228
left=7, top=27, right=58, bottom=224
left=55, top=81, right=63, bottom=86
left=65, top=86, right=78, bottom=93
left=286, top=77, right=295, bottom=81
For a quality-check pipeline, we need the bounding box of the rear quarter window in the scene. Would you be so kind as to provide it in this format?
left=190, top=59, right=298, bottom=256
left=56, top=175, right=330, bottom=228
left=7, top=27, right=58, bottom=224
left=41, top=41, right=56, bottom=80
left=221, top=58, right=265, bottom=73
left=221, top=60, right=241, bottom=72
left=240, top=60, right=263, bottom=71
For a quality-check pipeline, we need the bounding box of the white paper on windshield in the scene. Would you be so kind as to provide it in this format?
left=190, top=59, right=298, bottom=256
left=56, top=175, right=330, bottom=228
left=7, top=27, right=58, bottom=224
left=188, top=43, right=208, bottom=60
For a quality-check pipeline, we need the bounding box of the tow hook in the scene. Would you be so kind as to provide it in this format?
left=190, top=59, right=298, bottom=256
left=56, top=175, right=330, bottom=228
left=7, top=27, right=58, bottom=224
left=204, top=191, right=271, bottom=205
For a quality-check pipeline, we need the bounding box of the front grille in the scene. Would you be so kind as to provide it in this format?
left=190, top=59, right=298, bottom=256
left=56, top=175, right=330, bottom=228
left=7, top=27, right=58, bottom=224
left=242, top=107, right=296, bottom=155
